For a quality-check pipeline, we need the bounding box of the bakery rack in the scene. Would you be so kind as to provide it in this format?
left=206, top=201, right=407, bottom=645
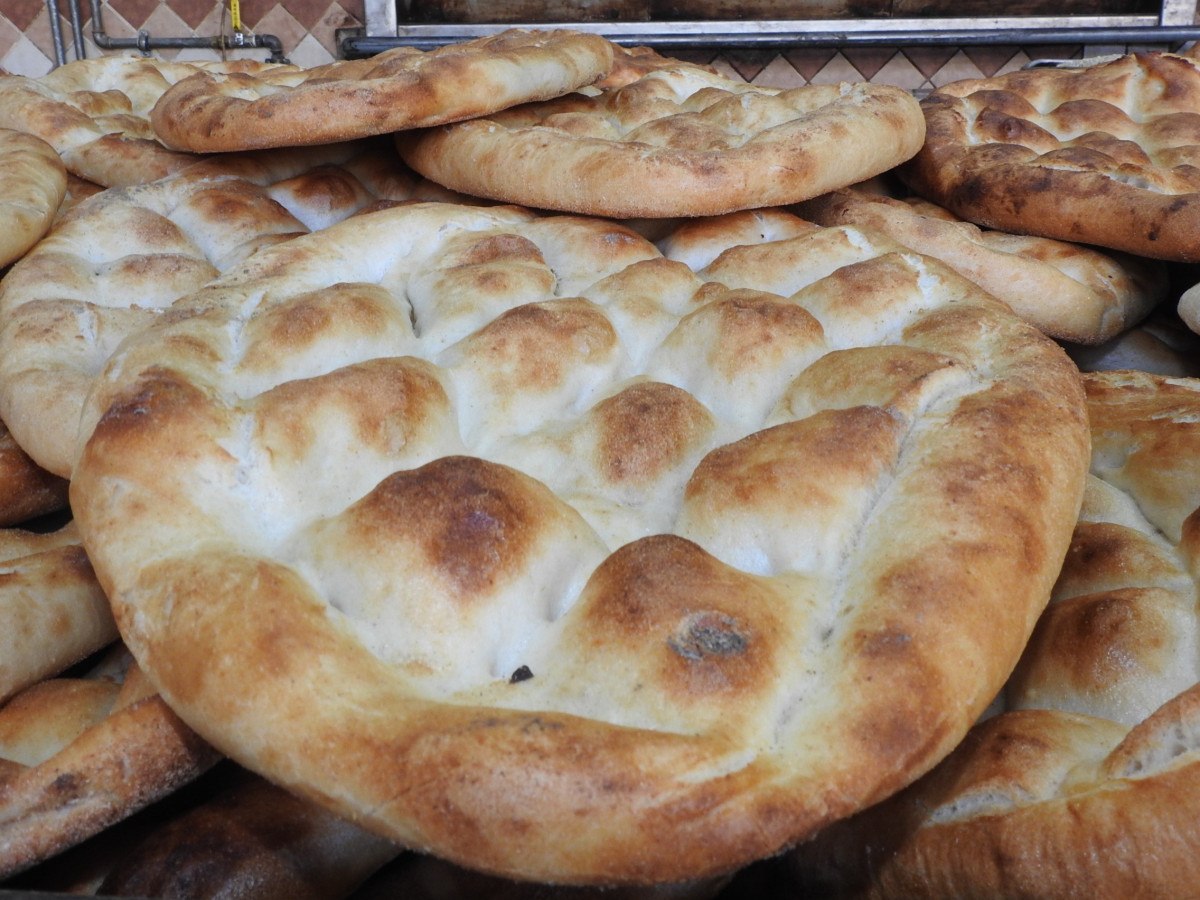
left=342, top=0, right=1200, bottom=54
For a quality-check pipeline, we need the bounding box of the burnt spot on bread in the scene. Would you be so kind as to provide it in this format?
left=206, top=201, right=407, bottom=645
left=576, top=536, right=779, bottom=698
left=668, top=611, right=748, bottom=661
left=509, top=665, right=534, bottom=683
left=594, top=382, right=714, bottom=486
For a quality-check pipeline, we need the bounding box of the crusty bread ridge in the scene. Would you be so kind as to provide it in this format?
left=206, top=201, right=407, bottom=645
left=70, top=201, right=1088, bottom=884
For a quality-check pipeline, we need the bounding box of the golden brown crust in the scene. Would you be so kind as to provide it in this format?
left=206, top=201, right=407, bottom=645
left=149, top=30, right=615, bottom=153
left=0, top=140, right=432, bottom=478
left=797, top=188, right=1168, bottom=344
left=905, top=52, right=1200, bottom=261
left=788, top=370, right=1200, bottom=899
left=0, top=129, right=65, bottom=269
left=398, top=70, right=925, bottom=218
left=0, top=523, right=115, bottom=704
left=0, top=652, right=219, bottom=878
left=0, top=57, right=280, bottom=187
left=71, top=204, right=1087, bottom=884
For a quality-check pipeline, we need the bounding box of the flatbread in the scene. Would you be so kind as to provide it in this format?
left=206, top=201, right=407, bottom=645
left=904, top=52, right=1200, bottom=261
left=398, top=69, right=925, bottom=218
left=0, top=645, right=218, bottom=877
left=798, top=188, right=1168, bottom=344
left=71, top=202, right=1088, bottom=884
left=149, top=30, right=615, bottom=153
left=0, top=140, right=442, bottom=478
left=0, top=130, right=66, bottom=270
left=788, top=369, right=1200, bottom=899
left=0, top=419, right=68, bottom=528
left=0, top=56, right=280, bottom=187
left=0, top=522, right=114, bottom=705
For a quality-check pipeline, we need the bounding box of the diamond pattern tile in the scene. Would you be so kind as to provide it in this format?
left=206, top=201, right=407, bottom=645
left=106, top=0, right=162, bottom=30
left=723, top=49, right=775, bottom=82
left=3, top=0, right=44, bottom=34
left=752, top=55, right=805, bottom=89
left=782, top=47, right=837, bottom=81
left=253, top=4, right=307, bottom=54
left=902, top=45, right=957, bottom=80
left=842, top=46, right=897, bottom=81
left=962, top=45, right=1018, bottom=77
left=165, top=0, right=216, bottom=30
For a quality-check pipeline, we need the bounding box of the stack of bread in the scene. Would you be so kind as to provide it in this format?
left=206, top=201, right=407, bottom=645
left=0, top=31, right=1197, bottom=897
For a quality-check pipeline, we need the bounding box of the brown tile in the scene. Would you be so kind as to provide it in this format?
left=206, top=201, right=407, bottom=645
left=282, top=0, right=331, bottom=31
left=253, top=4, right=305, bottom=54
left=723, top=48, right=774, bottom=82
left=339, top=0, right=364, bottom=18
left=1020, top=44, right=1082, bottom=61
left=237, top=0, right=280, bottom=30
left=842, top=46, right=898, bottom=81
left=165, top=0, right=216, bottom=30
left=781, top=47, right=836, bottom=82
left=2, top=0, right=44, bottom=33
left=962, top=45, right=1018, bottom=77
left=309, top=1, right=360, bottom=56
left=901, top=45, right=956, bottom=80
left=22, top=6, right=58, bottom=63
left=708, top=56, right=745, bottom=83
left=106, top=0, right=163, bottom=30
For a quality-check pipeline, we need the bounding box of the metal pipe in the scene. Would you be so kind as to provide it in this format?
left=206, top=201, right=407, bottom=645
left=44, top=0, right=68, bottom=66
left=66, top=0, right=86, bottom=60
left=342, top=22, right=1200, bottom=55
left=87, top=0, right=289, bottom=63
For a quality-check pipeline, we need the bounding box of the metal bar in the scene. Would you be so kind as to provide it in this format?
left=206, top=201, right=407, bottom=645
left=344, top=23, right=1200, bottom=55
left=44, top=0, right=68, bottom=66
left=66, top=0, right=85, bottom=60
left=86, top=0, right=289, bottom=62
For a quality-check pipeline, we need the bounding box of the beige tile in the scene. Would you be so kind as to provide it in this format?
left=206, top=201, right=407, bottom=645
left=253, top=4, right=306, bottom=54
left=22, top=6, right=59, bottom=64
left=724, top=49, right=774, bottom=82
left=871, top=51, right=927, bottom=91
left=752, top=55, right=805, bottom=89
left=287, top=32, right=332, bottom=68
left=0, top=15, right=23, bottom=63
left=309, top=2, right=359, bottom=59
left=929, top=50, right=985, bottom=89
left=172, top=47, right=225, bottom=62
left=708, top=56, right=746, bottom=83
left=842, top=46, right=898, bottom=81
left=809, top=52, right=861, bottom=85
left=996, top=50, right=1031, bottom=76
left=783, top=47, right=837, bottom=82
left=139, top=3, right=193, bottom=40
left=2, top=34, right=53, bottom=76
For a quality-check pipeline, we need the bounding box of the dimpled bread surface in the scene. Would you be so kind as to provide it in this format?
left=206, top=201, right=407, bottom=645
left=149, top=29, right=614, bottom=153
left=788, top=370, right=1200, bottom=899
left=69, top=201, right=1089, bottom=884
left=0, top=140, right=448, bottom=479
left=398, top=69, right=925, bottom=218
left=905, top=52, right=1200, bottom=261
left=0, top=56, right=282, bottom=187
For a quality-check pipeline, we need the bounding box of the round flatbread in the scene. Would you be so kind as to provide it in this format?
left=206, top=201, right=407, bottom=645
left=149, top=30, right=615, bottom=153
left=0, top=645, right=218, bottom=878
left=0, top=522, right=114, bottom=704
left=788, top=369, right=1200, bottom=899
left=798, top=188, right=1168, bottom=344
left=71, top=201, right=1088, bottom=884
left=904, top=51, right=1200, bottom=261
left=0, top=129, right=66, bottom=269
left=398, top=69, right=925, bottom=218
left=0, top=140, right=443, bottom=478
left=0, top=56, right=281, bottom=188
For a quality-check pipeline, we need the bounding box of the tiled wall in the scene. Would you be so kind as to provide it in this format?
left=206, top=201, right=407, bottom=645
left=0, top=0, right=1195, bottom=87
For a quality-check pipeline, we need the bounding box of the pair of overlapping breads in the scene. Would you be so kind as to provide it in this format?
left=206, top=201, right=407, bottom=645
left=1, top=29, right=1200, bottom=897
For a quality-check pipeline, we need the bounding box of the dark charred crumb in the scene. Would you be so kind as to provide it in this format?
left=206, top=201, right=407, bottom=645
left=509, top=665, right=534, bottom=684
left=669, top=612, right=748, bottom=661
